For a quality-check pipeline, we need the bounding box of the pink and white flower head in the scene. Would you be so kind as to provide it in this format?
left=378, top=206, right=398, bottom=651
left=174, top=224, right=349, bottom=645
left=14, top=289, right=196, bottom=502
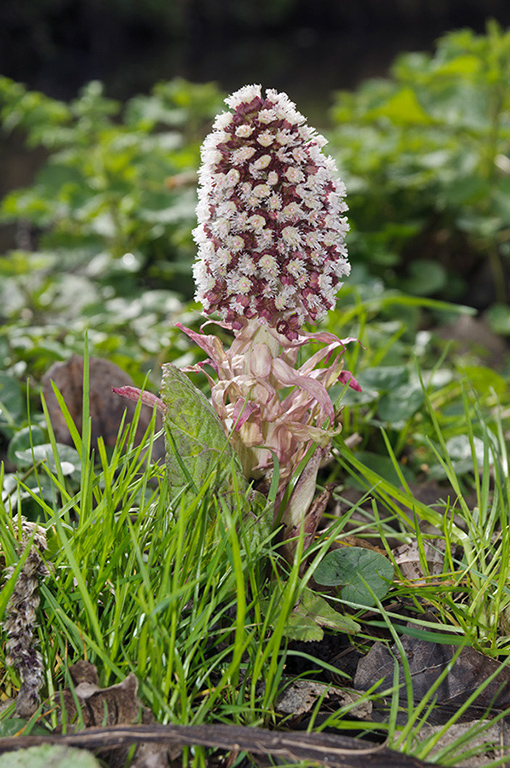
left=193, top=84, right=350, bottom=340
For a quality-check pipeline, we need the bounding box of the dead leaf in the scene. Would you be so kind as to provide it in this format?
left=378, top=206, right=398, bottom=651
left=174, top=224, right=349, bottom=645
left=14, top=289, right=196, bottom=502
left=42, top=355, right=164, bottom=461
left=393, top=538, right=446, bottom=582
left=332, top=536, right=387, bottom=554
left=60, top=662, right=179, bottom=767
left=354, top=634, right=510, bottom=724
left=61, top=662, right=140, bottom=727
left=419, top=718, right=510, bottom=768
left=302, top=483, right=335, bottom=555
left=276, top=680, right=372, bottom=721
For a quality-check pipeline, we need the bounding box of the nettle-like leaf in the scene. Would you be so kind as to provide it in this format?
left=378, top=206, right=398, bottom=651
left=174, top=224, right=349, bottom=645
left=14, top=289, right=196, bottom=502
left=160, top=363, right=261, bottom=516
left=290, top=587, right=361, bottom=641
left=263, top=585, right=360, bottom=643
left=314, top=547, right=394, bottom=608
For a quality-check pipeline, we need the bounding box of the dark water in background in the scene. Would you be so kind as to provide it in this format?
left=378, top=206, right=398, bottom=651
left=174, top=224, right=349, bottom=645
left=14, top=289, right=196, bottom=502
left=6, top=24, right=463, bottom=124
left=101, top=26, right=448, bottom=125
left=4, top=0, right=510, bottom=113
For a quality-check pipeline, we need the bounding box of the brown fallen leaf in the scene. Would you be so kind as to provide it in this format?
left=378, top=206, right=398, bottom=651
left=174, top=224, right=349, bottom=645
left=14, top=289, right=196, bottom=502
left=333, top=536, right=387, bottom=555
left=61, top=661, right=140, bottom=728
left=419, top=718, right=510, bottom=768
left=354, top=633, right=510, bottom=724
left=393, top=538, right=446, bottom=582
left=42, top=355, right=164, bottom=462
left=60, top=662, right=179, bottom=768
left=302, top=483, right=336, bottom=553
left=276, top=680, right=372, bottom=721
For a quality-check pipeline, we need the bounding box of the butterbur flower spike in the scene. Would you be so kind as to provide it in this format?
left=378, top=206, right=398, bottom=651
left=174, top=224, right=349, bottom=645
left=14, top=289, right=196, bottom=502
left=180, top=85, right=360, bottom=557
left=112, top=87, right=357, bottom=556
left=193, top=84, right=350, bottom=341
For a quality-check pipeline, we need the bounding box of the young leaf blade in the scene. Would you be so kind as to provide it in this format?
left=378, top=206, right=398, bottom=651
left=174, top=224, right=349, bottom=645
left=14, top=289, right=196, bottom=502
left=160, top=363, right=246, bottom=500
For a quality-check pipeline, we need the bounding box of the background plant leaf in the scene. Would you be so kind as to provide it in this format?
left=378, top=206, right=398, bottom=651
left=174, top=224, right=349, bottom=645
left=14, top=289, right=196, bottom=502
left=298, top=587, right=361, bottom=634
left=0, top=744, right=101, bottom=767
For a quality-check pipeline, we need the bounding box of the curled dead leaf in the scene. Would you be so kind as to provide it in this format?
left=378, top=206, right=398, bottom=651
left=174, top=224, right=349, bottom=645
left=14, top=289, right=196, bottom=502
left=60, top=662, right=180, bottom=768
left=42, top=356, right=164, bottom=462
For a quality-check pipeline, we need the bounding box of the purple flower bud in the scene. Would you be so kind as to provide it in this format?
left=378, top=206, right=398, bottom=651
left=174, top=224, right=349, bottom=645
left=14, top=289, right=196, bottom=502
left=193, top=85, right=350, bottom=340
left=112, top=386, right=165, bottom=412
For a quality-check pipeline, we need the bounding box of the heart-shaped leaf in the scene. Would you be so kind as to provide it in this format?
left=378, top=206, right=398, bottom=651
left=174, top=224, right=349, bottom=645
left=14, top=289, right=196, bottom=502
left=14, top=443, right=81, bottom=477
left=314, top=547, right=394, bottom=607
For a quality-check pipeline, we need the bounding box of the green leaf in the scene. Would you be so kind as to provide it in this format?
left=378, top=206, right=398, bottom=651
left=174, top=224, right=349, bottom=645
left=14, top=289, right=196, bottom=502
left=272, top=587, right=360, bottom=643
left=7, top=425, right=46, bottom=465
left=445, top=434, right=486, bottom=472
left=35, top=163, right=84, bottom=193
left=442, top=176, right=490, bottom=207
left=286, top=611, right=325, bottom=642
left=0, top=336, right=9, bottom=361
left=14, top=443, right=81, bottom=477
left=314, top=547, right=394, bottom=608
left=378, top=383, right=424, bottom=422
left=461, top=364, right=507, bottom=395
left=0, top=372, right=24, bottom=425
left=0, top=719, right=49, bottom=738
left=433, top=53, right=481, bottom=77
left=492, top=177, right=510, bottom=225
left=486, top=303, right=510, bottom=336
left=160, top=363, right=246, bottom=500
left=356, top=366, right=408, bottom=392
left=298, top=587, right=360, bottom=634
left=0, top=744, right=101, bottom=767
left=370, top=87, right=434, bottom=125
left=347, top=451, right=414, bottom=489
left=400, top=259, right=447, bottom=296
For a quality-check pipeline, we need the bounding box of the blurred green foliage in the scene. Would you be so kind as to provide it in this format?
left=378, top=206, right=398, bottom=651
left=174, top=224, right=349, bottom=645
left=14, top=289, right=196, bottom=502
left=329, top=20, right=510, bottom=306
left=0, top=77, right=224, bottom=388
left=0, top=76, right=223, bottom=289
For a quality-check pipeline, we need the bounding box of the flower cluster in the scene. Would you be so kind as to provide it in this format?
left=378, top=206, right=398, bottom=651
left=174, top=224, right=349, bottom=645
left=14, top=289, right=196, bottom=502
left=193, top=85, right=350, bottom=340
left=178, top=86, right=361, bottom=553
left=3, top=519, right=49, bottom=717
